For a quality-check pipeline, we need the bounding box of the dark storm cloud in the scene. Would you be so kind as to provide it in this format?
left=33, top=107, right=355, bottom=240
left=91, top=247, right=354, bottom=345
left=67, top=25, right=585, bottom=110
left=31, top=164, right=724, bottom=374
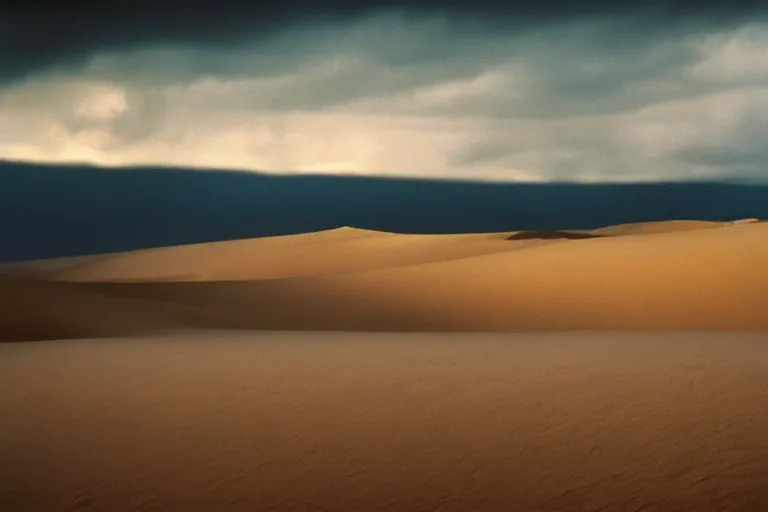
left=2, top=0, right=767, bottom=85
left=1, top=0, right=766, bottom=182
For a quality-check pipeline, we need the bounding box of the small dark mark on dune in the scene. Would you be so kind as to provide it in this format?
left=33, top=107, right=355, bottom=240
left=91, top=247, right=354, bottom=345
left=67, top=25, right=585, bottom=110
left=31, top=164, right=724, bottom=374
left=506, top=230, right=603, bottom=241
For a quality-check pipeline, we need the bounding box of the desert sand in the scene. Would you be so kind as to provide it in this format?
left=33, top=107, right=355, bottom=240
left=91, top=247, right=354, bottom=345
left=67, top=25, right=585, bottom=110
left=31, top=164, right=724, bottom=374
left=2, top=332, right=768, bottom=511
left=1, top=220, right=767, bottom=339
left=2, top=220, right=768, bottom=510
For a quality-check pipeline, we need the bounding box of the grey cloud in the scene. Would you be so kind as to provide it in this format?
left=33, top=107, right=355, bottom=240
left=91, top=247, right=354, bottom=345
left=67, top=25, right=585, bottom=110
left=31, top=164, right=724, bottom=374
left=107, top=89, right=167, bottom=146
left=361, top=26, right=730, bottom=121
left=449, top=141, right=514, bottom=168
left=6, top=10, right=761, bottom=125
left=676, top=145, right=768, bottom=170
left=0, top=77, right=168, bottom=150
left=669, top=101, right=768, bottom=178
left=448, top=117, right=645, bottom=180
left=3, top=0, right=768, bottom=85
left=103, top=15, right=503, bottom=115
left=173, top=19, right=724, bottom=119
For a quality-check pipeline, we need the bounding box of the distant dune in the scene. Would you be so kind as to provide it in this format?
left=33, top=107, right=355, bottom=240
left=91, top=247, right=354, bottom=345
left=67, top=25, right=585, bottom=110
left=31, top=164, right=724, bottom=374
left=2, top=219, right=766, bottom=341
left=589, top=219, right=728, bottom=236
left=0, top=227, right=515, bottom=283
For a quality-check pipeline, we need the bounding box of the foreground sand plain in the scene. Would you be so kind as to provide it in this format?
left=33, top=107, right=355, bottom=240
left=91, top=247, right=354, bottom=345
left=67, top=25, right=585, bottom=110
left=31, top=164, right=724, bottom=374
left=2, top=332, right=768, bottom=511
left=0, top=219, right=767, bottom=340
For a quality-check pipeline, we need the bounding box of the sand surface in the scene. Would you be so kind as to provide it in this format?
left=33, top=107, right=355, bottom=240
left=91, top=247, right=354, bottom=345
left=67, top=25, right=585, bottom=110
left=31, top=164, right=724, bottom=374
left=2, top=331, right=768, bottom=511
left=1, top=220, right=767, bottom=340
left=2, top=220, right=768, bottom=510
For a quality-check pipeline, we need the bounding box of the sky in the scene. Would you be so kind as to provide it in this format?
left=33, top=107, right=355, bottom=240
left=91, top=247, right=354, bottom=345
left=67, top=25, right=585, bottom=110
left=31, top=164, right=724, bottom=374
left=1, top=0, right=767, bottom=182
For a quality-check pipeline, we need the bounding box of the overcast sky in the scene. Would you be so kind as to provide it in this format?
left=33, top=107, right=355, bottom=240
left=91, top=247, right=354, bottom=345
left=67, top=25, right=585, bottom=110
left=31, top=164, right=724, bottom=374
left=1, top=0, right=767, bottom=182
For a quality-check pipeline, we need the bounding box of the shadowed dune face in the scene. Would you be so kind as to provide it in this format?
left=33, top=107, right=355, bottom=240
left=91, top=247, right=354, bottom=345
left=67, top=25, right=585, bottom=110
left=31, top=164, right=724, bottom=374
left=0, top=280, right=189, bottom=342
left=2, top=333, right=768, bottom=511
left=1, top=221, right=767, bottom=341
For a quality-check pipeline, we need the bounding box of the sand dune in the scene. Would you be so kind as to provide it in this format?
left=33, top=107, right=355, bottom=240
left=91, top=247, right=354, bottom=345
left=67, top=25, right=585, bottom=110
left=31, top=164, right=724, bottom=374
left=0, top=227, right=517, bottom=283
left=0, top=220, right=729, bottom=283
left=589, top=219, right=727, bottom=236
left=1, top=220, right=766, bottom=341
left=3, top=332, right=768, bottom=511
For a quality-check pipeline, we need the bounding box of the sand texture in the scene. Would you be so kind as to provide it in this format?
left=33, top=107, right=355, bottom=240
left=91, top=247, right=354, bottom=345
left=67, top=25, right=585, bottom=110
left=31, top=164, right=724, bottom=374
left=2, top=332, right=768, bottom=511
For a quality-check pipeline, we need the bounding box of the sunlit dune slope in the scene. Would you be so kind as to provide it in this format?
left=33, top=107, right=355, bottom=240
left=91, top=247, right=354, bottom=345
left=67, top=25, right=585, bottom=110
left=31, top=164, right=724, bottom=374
left=0, top=227, right=519, bottom=282
left=0, top=219, right=734, bottom=283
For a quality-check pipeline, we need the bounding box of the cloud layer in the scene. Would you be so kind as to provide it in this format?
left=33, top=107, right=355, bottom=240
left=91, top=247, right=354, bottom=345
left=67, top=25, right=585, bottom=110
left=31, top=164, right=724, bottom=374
left=1, top=2, right=767, bottom=182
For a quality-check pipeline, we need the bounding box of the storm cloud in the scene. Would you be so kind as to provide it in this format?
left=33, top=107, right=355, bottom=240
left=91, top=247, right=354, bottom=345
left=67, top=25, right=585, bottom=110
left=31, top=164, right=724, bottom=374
left=1, top=0, right=767, bottom=181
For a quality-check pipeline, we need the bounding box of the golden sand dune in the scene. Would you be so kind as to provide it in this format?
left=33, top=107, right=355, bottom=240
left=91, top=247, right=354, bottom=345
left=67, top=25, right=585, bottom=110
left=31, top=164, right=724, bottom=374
left=0, top=227, right=518, bottom=283
left=3, top=332, right=768, bottom=511
left=589, top=219, right=727, bottom=236
left=2, top=221, right=766, bottom=341
left=0, top=219, right=728, bottom=283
